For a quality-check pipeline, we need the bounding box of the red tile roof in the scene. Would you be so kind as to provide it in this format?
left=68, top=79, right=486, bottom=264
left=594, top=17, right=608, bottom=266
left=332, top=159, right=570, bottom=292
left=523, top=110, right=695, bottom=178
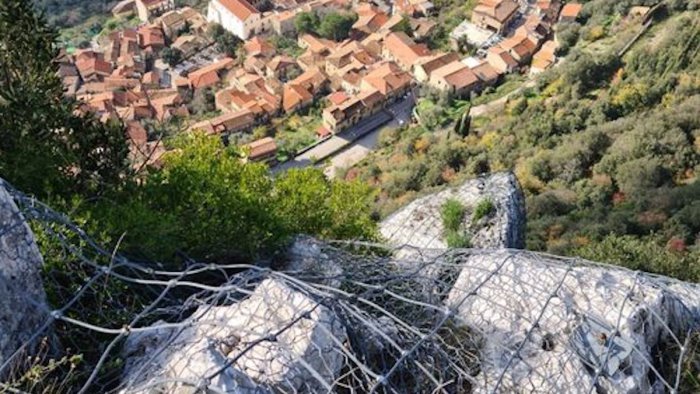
left=471, top=61, right=501, bottom=82
left=76, top=58, right=113, bottom=79
left=244, top=137, right=277, bottom=160
left=436, top=62, right=479, bottom=90
left=218, top=0, right=259, bottom=21
left=384, top=32, right=431, bottom=67
left=362, top=61, right=412, bottom=95
left=244, top=36, right=275, bottom=57
left=560, top=3, right=583, bottom=19
left=473, top=0, right=519, bottom=23
left=283, top=84, right=314, bottom=112
left=188, top=57, right=235, bottom=88
left=327, top=91, right=349, bottom=105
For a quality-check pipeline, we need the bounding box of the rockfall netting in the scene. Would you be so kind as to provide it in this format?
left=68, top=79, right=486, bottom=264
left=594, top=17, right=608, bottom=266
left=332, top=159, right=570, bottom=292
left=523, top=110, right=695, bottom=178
left=1, top=178, right=700, bottom=394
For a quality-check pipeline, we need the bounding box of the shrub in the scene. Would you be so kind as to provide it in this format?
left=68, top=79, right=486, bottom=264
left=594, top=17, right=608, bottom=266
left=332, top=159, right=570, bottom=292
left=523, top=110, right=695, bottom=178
left=445, top=229, right=472, bottom=248
left=473, top=198, right=495, bottom=222
left=441, top=199, right=466, bottom=231
left=89, top=133, right=378, bottom=264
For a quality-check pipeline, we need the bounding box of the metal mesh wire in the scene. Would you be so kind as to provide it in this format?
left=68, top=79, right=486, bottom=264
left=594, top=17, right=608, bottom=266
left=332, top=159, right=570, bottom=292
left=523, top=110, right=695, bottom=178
left=0, top=178, right=699, bottom=394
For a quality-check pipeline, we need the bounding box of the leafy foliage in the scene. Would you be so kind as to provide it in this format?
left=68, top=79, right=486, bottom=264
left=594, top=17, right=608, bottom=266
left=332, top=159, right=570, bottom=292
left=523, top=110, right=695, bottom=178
left=294, top=11, right=320, bottom=34
left=34, top=0, right=118, bottom=27
left=208, top=23, right=242, bottom=56
left=161, top=47, right=183, bottom=67
left=90, top=134, right=378, bottom=264
left=317, top=11, right=357, bottom=41
left=391, top=16, right=413, bottom=36
left=292, top=10, right=357, bottom=41
left=576, top=235, right=700, bottom=283
left=0, top=0, right=130, bottom=201
left=351, top=8, right=700, bottom=280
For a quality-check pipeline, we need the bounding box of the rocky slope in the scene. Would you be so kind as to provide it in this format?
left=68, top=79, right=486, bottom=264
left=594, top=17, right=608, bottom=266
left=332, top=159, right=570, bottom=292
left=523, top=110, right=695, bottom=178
left=2, top=176, right=700, bottom=393
left=380, top=172, right=526, bottom=252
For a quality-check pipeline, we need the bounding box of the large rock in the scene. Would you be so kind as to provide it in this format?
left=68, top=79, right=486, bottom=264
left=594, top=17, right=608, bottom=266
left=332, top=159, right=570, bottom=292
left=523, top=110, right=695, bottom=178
left=0, top=180, right=48, bottom=375
left=281, top=236, right=344, bottom=287
left=380, top=172, right=526, bottom=253
left=121, top=278, right=347, bottom=393
left=446, top=250, right=700, bottom=393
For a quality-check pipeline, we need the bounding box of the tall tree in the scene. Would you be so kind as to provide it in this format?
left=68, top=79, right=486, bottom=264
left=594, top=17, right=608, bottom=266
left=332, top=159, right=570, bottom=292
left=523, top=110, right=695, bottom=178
left=208, top=23, right=241, bottom=57
left=317, top=12, right=357, bottom=42
left=294, top=11, right=319, bottom=34
left=0, top=0, right=129, bottom=199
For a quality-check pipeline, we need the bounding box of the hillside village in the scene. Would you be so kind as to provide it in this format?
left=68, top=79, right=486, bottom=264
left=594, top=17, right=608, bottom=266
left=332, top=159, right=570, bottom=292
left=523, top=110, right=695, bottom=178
left=57, top=0, right=583, bottom=168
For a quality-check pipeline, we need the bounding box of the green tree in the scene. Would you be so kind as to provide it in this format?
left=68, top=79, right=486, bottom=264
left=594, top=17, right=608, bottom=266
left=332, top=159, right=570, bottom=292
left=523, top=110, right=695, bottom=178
left=208, top=23, right=241, bottom=56
left=317, top=12, right=357, bottom=41
left=454, top=106, right=472, bottom=137
left=161, top=47, right=183, bottom=66
left=576, top=235, right=700, bottom=282
left=294, top=11, right=319, bottom=34
left=391, top=16, right=413, bottom=36
left=0, top=0, right=129, bottom=200
left=188, top=87, right=216, bottom=115
left=96, top=134, right=378, bottom=264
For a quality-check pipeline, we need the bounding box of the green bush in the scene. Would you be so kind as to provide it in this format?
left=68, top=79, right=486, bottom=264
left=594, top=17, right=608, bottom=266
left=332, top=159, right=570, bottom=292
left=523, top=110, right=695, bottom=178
left=441, top=199, right=465, bottom=231
left=85, top=133, right=378, bottom=265
left=473, top=198, right=495, bottom=222
left=445, top=229, right=471, bottom=248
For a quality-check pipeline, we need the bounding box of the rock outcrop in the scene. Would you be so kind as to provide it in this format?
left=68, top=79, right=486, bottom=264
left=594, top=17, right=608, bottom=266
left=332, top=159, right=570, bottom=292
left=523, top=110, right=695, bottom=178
left=121, top=278, right=347, bottom=393
left=446, top=250, right=700, bottom=393
left=0, top=180, right=48, bottom=375
left=380, top=172, right=526, bottom=253
left=282, top=236, right=344, bottom=287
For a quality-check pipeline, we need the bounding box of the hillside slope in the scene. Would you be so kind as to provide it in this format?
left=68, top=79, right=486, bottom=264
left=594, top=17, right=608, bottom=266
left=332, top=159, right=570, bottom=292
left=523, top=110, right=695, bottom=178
left=349, top=5, right=700, bottom=280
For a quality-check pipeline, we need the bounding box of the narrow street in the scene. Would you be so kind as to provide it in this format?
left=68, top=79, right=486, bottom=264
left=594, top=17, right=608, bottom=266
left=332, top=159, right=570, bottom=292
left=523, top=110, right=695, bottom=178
left=273, top=92, right=415, bottom=174
left=274, top=81, right=534, bottom=178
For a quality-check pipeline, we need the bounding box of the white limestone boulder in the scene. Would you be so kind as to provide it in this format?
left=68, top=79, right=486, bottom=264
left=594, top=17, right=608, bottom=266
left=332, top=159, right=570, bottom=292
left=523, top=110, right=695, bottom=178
left=380, top=172, right=526, bottom=254
left=120, top=278, right=347, bottom=393
left=282, top=236, right=344, bottom=287
left=446, top=250, right=700, bottom=393
left=0, top=180, right=48, bottom=375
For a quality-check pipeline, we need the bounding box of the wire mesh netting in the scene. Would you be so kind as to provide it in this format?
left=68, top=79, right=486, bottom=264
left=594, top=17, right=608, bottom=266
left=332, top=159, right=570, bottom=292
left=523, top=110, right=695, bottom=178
left=1, top=178, right=700, bottom=393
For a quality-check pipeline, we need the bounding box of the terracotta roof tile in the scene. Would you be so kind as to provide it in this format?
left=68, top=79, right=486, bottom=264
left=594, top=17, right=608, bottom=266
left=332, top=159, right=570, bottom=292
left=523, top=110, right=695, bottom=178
left=560, top=3, right=582, bottom=18
left=244, top=36, right=275, bottom=57
left=244, top=137, right=277, bottom=160
left=283, top=84, right=313, bottom=112
left=218, top=0, right=259, bottom=21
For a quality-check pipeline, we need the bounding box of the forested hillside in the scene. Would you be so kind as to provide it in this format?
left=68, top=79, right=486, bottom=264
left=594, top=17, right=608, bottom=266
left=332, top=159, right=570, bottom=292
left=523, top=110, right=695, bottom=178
left=34, top=0, right=119, bottom=27
left=350, top=2, right=700, bottom=280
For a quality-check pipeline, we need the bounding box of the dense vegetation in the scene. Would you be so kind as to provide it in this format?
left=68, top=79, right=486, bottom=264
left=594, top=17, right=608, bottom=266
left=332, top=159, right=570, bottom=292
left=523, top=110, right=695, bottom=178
left=1, top=1, right=378, bottom=266
left=349, top=3, right=700, bottom=280
left=34, top=0, right=119, bottom=28
left=1, top=0, right=129, bottom=200
left=208, top=22, right=242, bottom=57
left=2, top=4, right=378, bottom=388
left=295, top=10, right=358, bottom=41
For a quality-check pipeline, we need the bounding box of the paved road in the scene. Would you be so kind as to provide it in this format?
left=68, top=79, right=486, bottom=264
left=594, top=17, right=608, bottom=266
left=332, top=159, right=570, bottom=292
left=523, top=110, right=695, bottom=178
left=274, top=81, right=532, bottom=177
left=274, top=93, right=415, bottom=173
left=323, top=94, right=415, bottom=178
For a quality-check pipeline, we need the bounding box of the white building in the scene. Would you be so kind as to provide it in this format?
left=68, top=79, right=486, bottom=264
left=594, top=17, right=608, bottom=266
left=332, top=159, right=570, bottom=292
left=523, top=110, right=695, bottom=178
left=207, top=0, right=262, bottom=39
